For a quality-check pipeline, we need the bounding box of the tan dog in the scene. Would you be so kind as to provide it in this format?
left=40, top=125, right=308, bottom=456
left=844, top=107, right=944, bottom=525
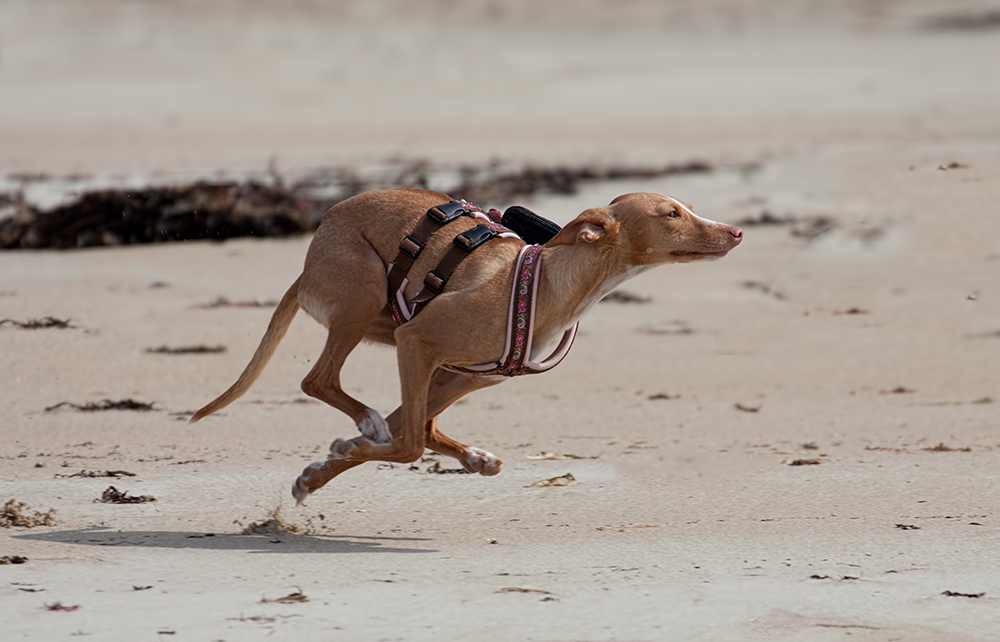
left=190, top=189, right=742, bottom=503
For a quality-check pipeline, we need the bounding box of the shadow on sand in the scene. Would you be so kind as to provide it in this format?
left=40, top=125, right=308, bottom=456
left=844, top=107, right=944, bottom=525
left=14, top=527, right=437, bottom=555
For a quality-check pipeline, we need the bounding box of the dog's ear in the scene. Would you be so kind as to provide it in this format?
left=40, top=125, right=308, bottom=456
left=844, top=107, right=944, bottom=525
left=546, top=208, right=619, bottom=247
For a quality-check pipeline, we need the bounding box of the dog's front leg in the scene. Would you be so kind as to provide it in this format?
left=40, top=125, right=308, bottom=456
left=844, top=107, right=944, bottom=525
left=425, top=417, right=502, bottom=476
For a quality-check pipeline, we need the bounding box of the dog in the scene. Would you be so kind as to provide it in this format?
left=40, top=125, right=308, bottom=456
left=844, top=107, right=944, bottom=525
left=189, top=189, right=742, bottom=503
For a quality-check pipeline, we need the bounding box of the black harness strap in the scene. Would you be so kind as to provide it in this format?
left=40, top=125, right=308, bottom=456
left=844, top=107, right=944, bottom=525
left=408, top=224, right=499, bottom=316
left=386, top=201, right=467, bottom=309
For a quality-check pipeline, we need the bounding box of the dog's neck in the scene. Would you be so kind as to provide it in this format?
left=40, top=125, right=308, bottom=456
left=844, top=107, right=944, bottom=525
left=536, top=243, right=644, bottom=335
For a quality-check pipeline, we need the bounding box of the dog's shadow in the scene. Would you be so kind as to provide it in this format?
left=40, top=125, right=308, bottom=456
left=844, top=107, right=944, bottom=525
left=13, top=527, right=436, bottom=555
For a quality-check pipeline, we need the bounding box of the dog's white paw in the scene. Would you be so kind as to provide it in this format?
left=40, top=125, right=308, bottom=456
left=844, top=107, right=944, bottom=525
left=292, top=461, right=324, bottom=505
left=357, top=408, right=392, bottom=444
left=462, top=447, right=502, bottom=476
left=328, top=437, right=371, bottom=460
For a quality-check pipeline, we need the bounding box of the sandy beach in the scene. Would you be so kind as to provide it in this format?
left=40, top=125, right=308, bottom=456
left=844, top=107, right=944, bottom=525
left=2, top=1, right=1000, bottom=640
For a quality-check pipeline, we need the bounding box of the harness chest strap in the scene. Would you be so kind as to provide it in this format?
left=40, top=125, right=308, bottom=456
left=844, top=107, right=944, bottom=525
left=444, top=244, right=580, bottom=377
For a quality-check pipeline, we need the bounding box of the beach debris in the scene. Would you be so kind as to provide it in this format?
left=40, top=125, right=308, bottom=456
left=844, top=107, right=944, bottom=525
left=234, top=615, right=278, bottom=624
left=895, top=523, right=920, bottom=530
left=45, top=399, right=155, bottom=412
left=449, top=161, right=714, bottom=205
left=921, top=396, right=994, bottom=406
left=0, top=161, right=716, bottom=250
left=0, top=180, right=329, bottom=250
left=193, top=296, right=278, bottom=309
left=1, top=499, right=59, bottom=528
left=526, top=452, right=596, bottom=460
left=600, top=290, right=651, bottom=304
left=923, top=443, right=971, bottom=453
left=647, top=393, right=678, bottom=401
left=261, top=590, right=309, bottom=604
left=56, top=470, right=136, bottom=478
left=790, top=216, right=837, bottom=240
left=801, top=442, right=819, bottom=450
left=525, top=473, right=576, bottom=488
left=45, top=603, right=80, bottom=612
left=0, top=317, right=74, bottom=329
left=741, top=280, right=786, bottom=300
left=880, top=387, right=914, bottom=394
left=736, top=211, right=789, bottom=227
left=735, top=403, right=761, bottom=413
left=785, top=458, right=822, bottom=466
left=942, top=590, right=985, bottom=598
left=498, top=587, right=553, bottom=595
left=240, top=507, right=305, bottom=535
left=425, top=461, right=468, bottom=474
left=923, top=10, right=1000, bottom=31
left=636, top=321, right=694, bottom=336
left=937, top=162, right=969, bottom=170
left=0, top=555, right=28, bottom=564
left=735, top=212, right=835, bottom=239
left=133, top=585, right=153, bottom=591
left=835, top=308, right=869, bottom=315
left=145, top=345, right=226, bottom=355
left=95, top=486, right=156, bottom=504
left=597, top=524, right=661, bottom=532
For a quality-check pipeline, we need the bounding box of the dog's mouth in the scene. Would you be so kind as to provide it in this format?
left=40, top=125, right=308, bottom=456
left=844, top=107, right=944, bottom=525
left=669, top=249, right=731, bottom=260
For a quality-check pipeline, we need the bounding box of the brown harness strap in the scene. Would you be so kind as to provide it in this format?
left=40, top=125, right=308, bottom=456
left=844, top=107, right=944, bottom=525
left=386, top=201, right=468, bottom=308
left=408, top=223, right=498, bottom=317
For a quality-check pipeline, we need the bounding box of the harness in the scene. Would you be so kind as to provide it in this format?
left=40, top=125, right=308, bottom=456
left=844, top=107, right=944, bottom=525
left=386, top=201, right=579, bottom=377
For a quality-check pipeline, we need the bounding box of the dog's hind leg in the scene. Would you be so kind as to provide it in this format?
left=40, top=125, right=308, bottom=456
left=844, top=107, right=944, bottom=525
left=299, top=280, right=394, bottom=444
left=325, top=326, right=437, bottom=464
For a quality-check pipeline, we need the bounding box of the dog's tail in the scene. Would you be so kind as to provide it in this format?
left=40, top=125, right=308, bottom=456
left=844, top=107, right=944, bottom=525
left=189, top=277, right=301, bottom=424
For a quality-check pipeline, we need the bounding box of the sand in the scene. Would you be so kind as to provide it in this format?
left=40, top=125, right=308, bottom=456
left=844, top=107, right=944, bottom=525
left=2, top=1, right=1000, bottom=640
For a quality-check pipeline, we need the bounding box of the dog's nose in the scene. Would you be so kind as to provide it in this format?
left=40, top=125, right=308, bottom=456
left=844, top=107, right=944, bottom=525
left=729, top=226, right=743, bottom=243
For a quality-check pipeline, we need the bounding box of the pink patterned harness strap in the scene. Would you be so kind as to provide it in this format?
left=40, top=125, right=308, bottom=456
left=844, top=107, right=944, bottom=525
left=443, top=244, right=579, bottom=377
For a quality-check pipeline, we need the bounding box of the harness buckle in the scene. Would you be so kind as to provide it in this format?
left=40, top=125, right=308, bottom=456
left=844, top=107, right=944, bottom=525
left=399, top=235, right=424, bottom=259
left=454, top=224, right=497, bottom=251
left=427, top=201, right=467, bottom=224
left=423, top=270, right=447, bottom=294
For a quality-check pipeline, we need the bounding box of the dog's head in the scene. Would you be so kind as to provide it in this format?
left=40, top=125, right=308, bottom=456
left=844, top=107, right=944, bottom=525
left=547, top=192, right=742, bottom=266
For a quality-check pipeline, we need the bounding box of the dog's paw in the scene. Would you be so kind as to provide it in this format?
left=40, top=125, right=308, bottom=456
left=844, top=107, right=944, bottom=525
left=292, top=462, right=324, bottom=505
left=461, top=447, right=502, bottom=476
left=357, top=408, right=392, bottom=444
left=328, top=437, right=370, bottom=460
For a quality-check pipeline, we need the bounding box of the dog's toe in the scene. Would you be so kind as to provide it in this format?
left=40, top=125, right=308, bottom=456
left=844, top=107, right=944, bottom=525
left=292, top=462, right=324, bottom=505
left=462, top=447, right=502, bottom=476
left=328, top=437, right=367, bottom=459
left=292, top=476, right=311, bottom=505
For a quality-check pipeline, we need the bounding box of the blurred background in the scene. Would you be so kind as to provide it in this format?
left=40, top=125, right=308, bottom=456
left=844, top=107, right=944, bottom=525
left=2, top=0, right=999, bottom=177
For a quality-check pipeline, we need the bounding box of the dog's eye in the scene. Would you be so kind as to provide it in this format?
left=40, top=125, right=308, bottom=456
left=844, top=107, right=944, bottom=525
left=665, top=210, right=680, bottom=219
